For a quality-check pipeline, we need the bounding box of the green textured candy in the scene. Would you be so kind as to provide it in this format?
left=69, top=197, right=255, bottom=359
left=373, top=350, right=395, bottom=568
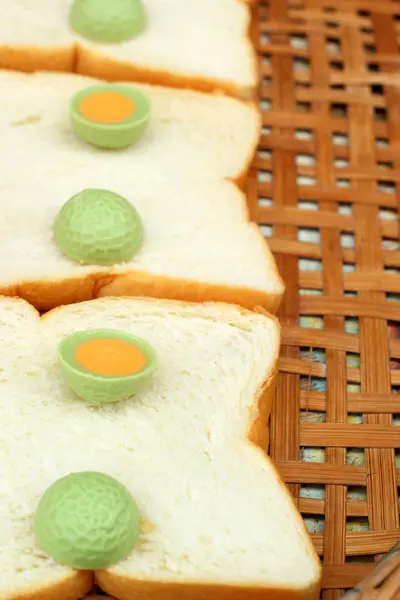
left=34, top=472, right=140, bottom=570
left=54, top=189, right=143, bottom=266
left=70, top=0, right=146, bottom=43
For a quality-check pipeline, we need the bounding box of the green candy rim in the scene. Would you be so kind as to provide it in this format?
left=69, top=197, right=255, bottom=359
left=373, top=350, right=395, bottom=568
left=70, top=84, right=150, bottom=131
left=69, top=0, right=146, bottom=43
left=58, top=328, right=157, bottom=382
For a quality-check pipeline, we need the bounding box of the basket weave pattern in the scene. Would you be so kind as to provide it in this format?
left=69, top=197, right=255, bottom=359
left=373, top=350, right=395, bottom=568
left=248, top=0, right=400, bottom=598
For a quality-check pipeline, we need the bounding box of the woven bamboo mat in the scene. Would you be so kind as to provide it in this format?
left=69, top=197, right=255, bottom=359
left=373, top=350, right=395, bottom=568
left=248, top=0, right=400, bottom=597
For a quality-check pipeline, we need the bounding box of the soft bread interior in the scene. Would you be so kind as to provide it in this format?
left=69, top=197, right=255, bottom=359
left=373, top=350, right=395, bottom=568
left=0, top=296, right=319, bottom=598
left=0, top=0, right=256, bottom=91
left=0, top=71, right=283, bottom=301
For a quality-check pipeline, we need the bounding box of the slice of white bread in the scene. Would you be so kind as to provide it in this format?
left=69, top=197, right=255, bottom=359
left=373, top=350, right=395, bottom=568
left=0, top=0, right=257, bottom=97
left=0, top=295, right=321, bottom=600
left=0, top=71, right=284, bottom=313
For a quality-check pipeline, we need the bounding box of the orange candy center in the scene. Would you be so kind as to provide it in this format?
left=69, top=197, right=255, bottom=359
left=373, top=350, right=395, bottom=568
left=75, top=338, right=147, bottom=377
left=79, top=91, right=135, bottom=124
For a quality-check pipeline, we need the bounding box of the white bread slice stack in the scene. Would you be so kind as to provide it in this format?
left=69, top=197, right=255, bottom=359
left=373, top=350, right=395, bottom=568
left=0, top=295, right=321, bottom=600
left=0, top=71, right=284, bottom=313
left=0, top=0, right=257, bottom=97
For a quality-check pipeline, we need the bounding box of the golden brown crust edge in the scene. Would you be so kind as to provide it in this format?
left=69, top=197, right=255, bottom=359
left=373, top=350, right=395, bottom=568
left=0, top=255, right=284, bottom=315
left=8, top=571, right=92, bottom=600
left=0, top=44, right=75, bottom=73
left=0, top=45, right=256, bottom=99
left=96, top=573, right=321, bottom=600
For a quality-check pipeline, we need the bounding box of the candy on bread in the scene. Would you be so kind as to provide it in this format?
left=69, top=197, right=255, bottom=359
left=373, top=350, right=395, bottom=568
left=0, top=295, right=321, bottom=600
left=0, top=70, right=284, bottom=313
left=0, top=0, right=257, bottom=98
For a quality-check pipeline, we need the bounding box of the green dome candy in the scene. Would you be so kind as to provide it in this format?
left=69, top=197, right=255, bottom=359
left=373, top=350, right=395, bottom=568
left=54, top=189, right=143, bottom=266
left=34, top=472, right=140, bottom=570
left=70, top=0, right=146, bottom=43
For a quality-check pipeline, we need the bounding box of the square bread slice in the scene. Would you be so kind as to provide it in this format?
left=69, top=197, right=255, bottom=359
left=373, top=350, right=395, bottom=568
left=0, top=0, right=257, bottom=97
left=0, top=71, right=284, bottom=313
left=0, top=296, right=321, bottom=600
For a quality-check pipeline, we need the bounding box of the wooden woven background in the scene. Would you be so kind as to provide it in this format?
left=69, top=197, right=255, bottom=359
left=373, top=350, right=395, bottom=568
left=248, top=0, right=400, bottom=597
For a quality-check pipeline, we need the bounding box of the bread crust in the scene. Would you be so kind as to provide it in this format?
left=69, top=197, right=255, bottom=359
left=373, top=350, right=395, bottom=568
left=0, top=267, right=283, bottom=315
left=0, top=44, right=75, bottom=73
left=0, top=43, right=255, bottom=98
left=1, top=571, right=92, bottom=600
left=96, top=573, right=321, bottom=600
